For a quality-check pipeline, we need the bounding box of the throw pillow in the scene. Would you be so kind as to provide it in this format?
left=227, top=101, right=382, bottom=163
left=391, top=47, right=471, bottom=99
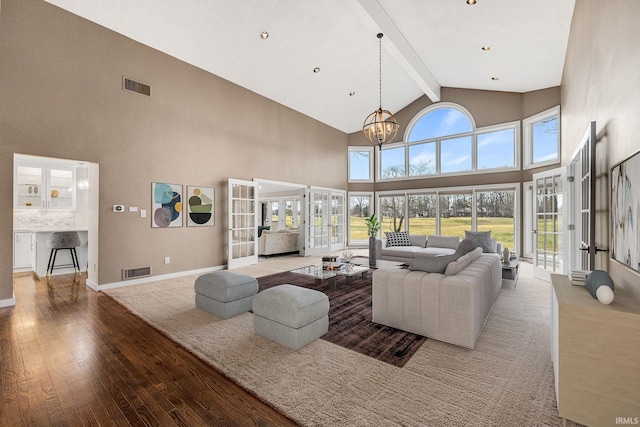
left=456, top=238, right=478, bottom=256
left=464, top=230, right=494, bottom=253
left=385, top=231, right=411, bottom=247
left=426, top=235, right=460, bottom=249
left=409, top=253, right=460, bottom=274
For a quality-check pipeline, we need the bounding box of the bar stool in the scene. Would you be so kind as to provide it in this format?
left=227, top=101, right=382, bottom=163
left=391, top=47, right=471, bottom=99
left=46, top=231, right=81, bottom=276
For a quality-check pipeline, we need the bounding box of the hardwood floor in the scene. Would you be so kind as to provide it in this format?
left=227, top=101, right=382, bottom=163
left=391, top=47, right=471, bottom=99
left=0, top=273, right=298, bottom=427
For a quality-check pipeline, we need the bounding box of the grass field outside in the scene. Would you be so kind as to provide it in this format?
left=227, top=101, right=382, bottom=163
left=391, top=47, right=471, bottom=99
left=349, top=216, right=515, bottom=248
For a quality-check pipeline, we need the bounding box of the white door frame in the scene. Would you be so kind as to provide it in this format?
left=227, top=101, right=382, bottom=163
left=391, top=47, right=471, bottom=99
left=532, top=167, right=568, bottom=281
left=227, top=178, right=258, bottom=269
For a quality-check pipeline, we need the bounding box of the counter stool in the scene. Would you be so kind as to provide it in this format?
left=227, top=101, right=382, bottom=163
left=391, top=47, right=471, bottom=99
left=46, top=231, right=81, bottom=276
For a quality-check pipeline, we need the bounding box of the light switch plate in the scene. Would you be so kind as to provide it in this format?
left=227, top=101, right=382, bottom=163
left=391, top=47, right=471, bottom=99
left=141, top=209, right=147, bottom=218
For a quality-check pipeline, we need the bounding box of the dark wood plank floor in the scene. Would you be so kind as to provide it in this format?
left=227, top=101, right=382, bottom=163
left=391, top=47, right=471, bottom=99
left=0, top=273, right=298, bottom=427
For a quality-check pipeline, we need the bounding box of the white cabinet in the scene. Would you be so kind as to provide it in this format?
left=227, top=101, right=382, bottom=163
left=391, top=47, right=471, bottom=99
left=14, top=162, right=76, bottom=210
left=550, top=274, right=640, bottom=426
left=13, top=232, right=34, bottom=269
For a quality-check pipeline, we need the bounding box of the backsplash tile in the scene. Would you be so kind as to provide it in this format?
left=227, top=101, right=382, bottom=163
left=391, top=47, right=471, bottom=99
left=14, top=210, right=74, bottom=228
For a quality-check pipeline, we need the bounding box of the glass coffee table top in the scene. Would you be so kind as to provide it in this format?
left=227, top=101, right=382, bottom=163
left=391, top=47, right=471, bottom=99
left=291, top=263, right=369, bottom=290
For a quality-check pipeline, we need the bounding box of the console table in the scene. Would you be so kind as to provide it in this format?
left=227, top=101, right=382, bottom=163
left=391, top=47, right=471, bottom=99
left=550, top=274, right=640, bottom=426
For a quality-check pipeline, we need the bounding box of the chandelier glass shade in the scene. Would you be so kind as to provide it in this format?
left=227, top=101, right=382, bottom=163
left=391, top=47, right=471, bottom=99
left=363, top=33, right=399, bottom=149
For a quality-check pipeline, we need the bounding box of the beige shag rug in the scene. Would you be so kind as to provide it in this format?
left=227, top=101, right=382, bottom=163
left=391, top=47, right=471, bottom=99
left=104, top=262, right=578, bottom=426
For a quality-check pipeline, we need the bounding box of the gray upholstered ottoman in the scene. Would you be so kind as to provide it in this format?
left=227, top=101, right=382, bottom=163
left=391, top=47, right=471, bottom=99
left=252, top=284, right=329, bottom=350
left=194, top=271, right=258, bottom=319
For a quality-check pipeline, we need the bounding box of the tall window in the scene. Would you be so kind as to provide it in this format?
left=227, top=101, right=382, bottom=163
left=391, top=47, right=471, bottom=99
left=476, top=190, right=515, bottom=249
left=408, top=194, right=437, bottom=236
left=348, top=147, right=374, bottom=182
left=348, top=193, right=372, bottom=244
left=380, top=195, right=405, bottom=233
left=523, top=106, right=560, bottom=169
left=375, top=185, right=518, bottom=247
left=439, top=193, right=472, bottom=238
left=379, top=103, right=519, bottom=180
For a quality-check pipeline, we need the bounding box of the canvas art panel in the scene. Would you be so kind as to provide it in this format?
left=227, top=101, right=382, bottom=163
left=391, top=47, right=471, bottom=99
left=187, top=186, right=214, bottom=226
left=611, top=151, right=640, bottom=273
left=152, top=182, right=183, bottom=228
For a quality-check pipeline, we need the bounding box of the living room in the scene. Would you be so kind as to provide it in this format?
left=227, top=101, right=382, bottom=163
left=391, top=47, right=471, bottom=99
left=1, top=0, right=639, bottom=425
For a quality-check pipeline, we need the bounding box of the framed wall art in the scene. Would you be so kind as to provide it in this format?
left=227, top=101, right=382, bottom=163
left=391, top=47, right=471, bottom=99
left=611, top=150, right=640, bottom=273
left=187, top=185, right=214, bottom=226
left=152, top=182, right=183, bottom=228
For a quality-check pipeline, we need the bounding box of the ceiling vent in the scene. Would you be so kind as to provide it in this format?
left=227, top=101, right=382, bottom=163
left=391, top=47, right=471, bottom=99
left=123, top=77, right=151, bottom=97
left=122, top=266, right=151, bottom=280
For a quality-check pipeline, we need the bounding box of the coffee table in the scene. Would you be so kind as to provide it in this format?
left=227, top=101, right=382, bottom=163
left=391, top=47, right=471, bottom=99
left=349, top=256, right=406, bottom=270
left=291, top=263, right=369, bottom=291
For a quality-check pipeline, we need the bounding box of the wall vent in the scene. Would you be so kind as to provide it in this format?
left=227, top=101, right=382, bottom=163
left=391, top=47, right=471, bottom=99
left=123, top=77, right=151, bottom=97
left=122, top=266, right=152, bottom=280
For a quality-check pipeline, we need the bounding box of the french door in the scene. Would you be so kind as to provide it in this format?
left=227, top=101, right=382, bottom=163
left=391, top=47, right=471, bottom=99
left=227, top=179, right=258, bottom=269
left=533, top=167, right=567, bottom=281
left=302, top=187, right=346, bottom=256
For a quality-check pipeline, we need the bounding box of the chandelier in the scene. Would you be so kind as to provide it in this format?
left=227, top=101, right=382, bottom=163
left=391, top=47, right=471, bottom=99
left=363, top=33, right=399, bottom=149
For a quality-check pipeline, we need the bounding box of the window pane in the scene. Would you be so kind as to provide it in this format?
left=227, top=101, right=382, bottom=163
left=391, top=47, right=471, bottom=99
left=380, top=195, right=405, bottom=233
left=439, top=194, right=472, bottom=238
left=476, top=190, right=515, bottom=249
left=409, top=142, right=436, bottom=176
left=349, top=150, right=371, bottom=181
left=380, top=146, right=405, bottom=179
left=533, top=115, right=559, bottom=163
left=408, top=194, right=437, bottom=236
left=349, top=195, right=371, bottom=242
left=477, top=129, right=515, bottom=169
left=408, top=108, right=473, bottom=142
left=441, top=136, right=472, bottom=173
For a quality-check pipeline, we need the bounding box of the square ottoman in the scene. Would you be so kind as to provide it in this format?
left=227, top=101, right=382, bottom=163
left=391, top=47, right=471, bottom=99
left=252, top=284, right=329, bottom=350
left=195, top=271, right=258, bottom=319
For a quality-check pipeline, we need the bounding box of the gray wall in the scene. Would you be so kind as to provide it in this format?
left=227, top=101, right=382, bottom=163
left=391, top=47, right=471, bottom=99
left=0, top=0, right=347, bottom=299
left=561, top=0, right=640, bottom=298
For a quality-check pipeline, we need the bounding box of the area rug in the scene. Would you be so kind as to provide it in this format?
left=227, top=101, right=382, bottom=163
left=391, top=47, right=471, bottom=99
left=257, top=270, right=426, bottom=367
left=104, top=263, right=578, bottom=426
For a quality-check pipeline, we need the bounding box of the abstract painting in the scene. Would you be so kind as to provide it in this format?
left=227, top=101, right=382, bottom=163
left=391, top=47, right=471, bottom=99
left=152, top=182, right=183, bottom=228
left=187, top=186, right=214, bottom=226
left=611, top=150, right=640, bottom=273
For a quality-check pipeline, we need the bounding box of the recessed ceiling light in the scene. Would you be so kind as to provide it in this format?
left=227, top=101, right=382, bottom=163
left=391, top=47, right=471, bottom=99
left=313, top=67, right=320, bottom=73
left=467, top=0, right=477, bottom=4
left=491, top=76, right=499, bottom=81
left=260, top=31, right=269, bottom=40
left=349, top=91, right=356, bottom=96
left=481, top=46, right=490, bottom=51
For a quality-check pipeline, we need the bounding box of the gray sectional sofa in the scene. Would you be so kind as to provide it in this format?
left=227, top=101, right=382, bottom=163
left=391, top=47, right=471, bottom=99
left=372, top=247, right=502, bottom=349
left=376, top=233, right=502, bottom=264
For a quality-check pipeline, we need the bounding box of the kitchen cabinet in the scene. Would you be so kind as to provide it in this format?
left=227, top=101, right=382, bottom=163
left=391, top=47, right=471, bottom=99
left=13, top=232, right=34, bottom=269
left=14, top=162, right=76, bottom=210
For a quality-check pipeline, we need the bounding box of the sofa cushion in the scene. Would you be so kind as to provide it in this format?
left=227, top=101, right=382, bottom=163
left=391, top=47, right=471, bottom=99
left=409, top=234, right=427, bottom=248
left=427, top=235, right=460, bottom=249
left=385, top=231, right=411, bottom=247
left=444, top=247, right=483, bottom=276
left=409, top=253, right=460, bottom=274
left=381, top=246, right=455, bottom=258
left=464, top=231, right=496, bottom=253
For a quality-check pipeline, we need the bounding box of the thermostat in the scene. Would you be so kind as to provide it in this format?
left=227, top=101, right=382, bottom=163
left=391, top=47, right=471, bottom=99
left=113, top=204, right=125, bottom=212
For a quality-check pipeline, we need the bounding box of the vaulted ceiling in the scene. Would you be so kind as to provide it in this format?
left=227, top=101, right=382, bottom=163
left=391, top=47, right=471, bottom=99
left=44, top=0, right=576, bottom=134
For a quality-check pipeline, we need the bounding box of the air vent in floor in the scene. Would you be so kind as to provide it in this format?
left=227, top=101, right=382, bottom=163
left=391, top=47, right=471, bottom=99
left=122, top=266, right=151, bottom=280
left=123, top=77, right=151, bottom=97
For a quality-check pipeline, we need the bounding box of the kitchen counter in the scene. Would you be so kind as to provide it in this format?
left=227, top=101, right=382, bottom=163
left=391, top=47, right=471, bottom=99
left=13, top=228, right=88, bottom=277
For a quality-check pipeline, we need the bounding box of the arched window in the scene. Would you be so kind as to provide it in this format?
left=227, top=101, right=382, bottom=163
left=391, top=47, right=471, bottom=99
left=378, top=103, right=518, bottom=180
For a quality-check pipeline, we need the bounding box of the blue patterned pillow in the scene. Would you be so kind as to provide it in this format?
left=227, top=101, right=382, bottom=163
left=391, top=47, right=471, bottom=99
left=385, top=231, right=411, bottom=247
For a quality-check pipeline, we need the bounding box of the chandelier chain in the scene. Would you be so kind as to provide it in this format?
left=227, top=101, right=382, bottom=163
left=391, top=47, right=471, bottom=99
left=378, top=33, right=382, bottom=110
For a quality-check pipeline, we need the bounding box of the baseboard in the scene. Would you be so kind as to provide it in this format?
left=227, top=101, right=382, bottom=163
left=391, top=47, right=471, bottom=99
left=97, top=264, right=227, bottom=291
left=0, top=296, right=16, bottom=308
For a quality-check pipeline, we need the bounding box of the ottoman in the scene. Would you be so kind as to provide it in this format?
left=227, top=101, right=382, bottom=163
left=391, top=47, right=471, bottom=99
left=194, top=271, right=258, bottom=319
left=252, top=284, right=329, bottom=350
